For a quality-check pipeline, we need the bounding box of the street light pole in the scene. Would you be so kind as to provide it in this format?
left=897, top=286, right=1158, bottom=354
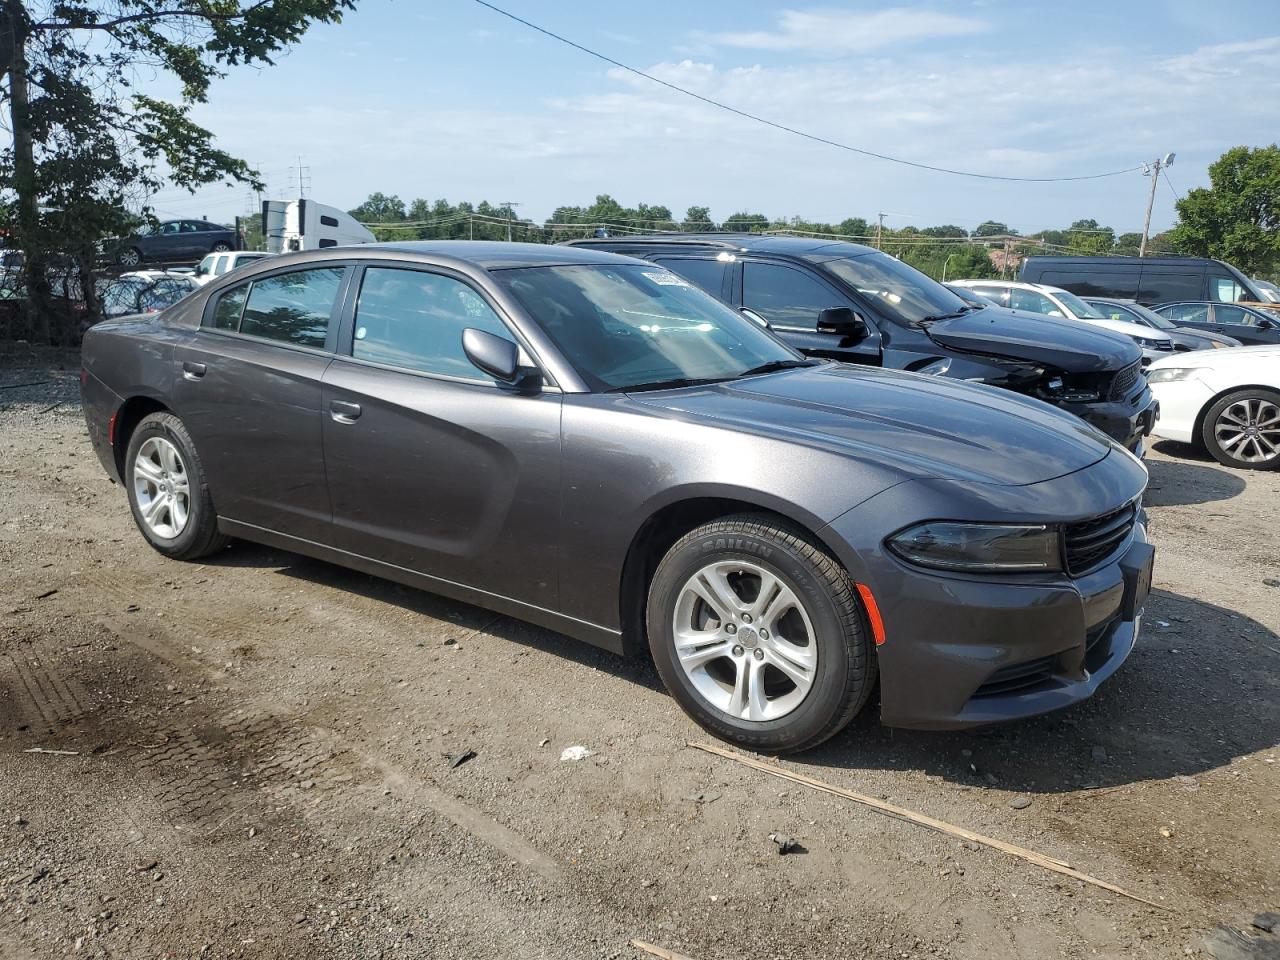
left=942, top=253, right=957, bottom=282
left=1139, top=153, right=1174, bottom=258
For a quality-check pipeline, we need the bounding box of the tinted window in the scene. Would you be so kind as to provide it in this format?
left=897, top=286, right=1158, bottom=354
left=213, top=255, right=231, bottom=276
left=652, top=258, right=727, bottom=298
left=1009, top=288, right=1061, bottom=316
left=744, top=261, right=844, bottom=327
left=181, top=221, right=204, bottom=233
left=352, top=268, right=510, bottom=378
left=158, top=222, right=181, bottom=235
left=210, top=284, right=248, bottom=330
left=240, top=268, right=342, bottom=347
left=1157, top=303, right=1210, bottom=324
left=318, top=238, right=337, bottom=248
left=1037, top=268, right=1140, bottom=299
left=320, top=214, right=339, bottom=228
left=965, top=285, right=1009, bottom=306
left=1214, top=305, right=1258, bottom=327
left=1138, top=270, right=1203, bottom=304
left=197, top=255, right=215, bottom=277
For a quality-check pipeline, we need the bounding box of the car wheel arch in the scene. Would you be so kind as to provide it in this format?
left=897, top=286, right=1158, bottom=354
left=616, top=495, right=850, bottom=658
left=1192, top=382, right=1279, bottom=451
left=111, top=395, right=171, bottom=479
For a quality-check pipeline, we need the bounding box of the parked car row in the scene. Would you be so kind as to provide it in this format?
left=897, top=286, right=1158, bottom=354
left=567, top=234, right=1158, bottom=453
left=80, top=240, right=1155, bottom=753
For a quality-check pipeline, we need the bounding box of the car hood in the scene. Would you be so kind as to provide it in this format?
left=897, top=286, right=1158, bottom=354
left=631, top=363, right=1114, bottom=487
left=924, top=306, right=1140, bottom=372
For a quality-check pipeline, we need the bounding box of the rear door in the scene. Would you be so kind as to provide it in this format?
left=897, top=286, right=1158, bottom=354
left=320, top=263, right=562, bottom=609
left=171, top=263, right=351, bottom=543
left=1210, top=304, right=1280, bottom=345
left=648, top=256, right=731, bottom=302
left=1155, top=302, right=1212, bottom=332
left=739, top=259, right=882, bottom=362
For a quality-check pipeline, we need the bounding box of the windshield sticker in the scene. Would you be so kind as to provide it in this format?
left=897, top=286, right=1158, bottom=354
left=643, top=271, right=689, bottom=287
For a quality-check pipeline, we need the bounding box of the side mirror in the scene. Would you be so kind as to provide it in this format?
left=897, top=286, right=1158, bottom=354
left=1258, top=317, right=1277, bottom=330
left=462, top=328, right=540, bottom=388
left=816, top=306, right=868, bottom=339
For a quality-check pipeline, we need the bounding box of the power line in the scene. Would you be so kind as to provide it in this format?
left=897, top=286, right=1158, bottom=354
left=1162, top=169, right=1183, bottom=202
left=472, top=0, right=1145, bottom=184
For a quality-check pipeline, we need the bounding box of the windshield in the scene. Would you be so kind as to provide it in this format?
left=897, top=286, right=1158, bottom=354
left=1053, top=289, right=1107, bottom=319
left=819, top=252, right=973, bottom=326
left=496, top=264, right=801, bottom=392
left=1089, top=300, right=1176, bottom=330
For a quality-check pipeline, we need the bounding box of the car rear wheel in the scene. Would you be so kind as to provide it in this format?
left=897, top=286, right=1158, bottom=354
left=125, top=412, right=230, bottom=559
left=117, top=247, right=142, bottom=267
left=211, top=242, right=231, bottom=253
left=646, top=515, right=876, bottom=754
left=1200, top=388, right=1280, bottom=470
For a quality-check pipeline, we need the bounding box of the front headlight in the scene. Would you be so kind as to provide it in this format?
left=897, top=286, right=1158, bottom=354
left=887, top=522, right=1062, bottom=573
left=1147, top=367, right=1205, bottom=383
left=1134, top=336, right=1169, bottom=350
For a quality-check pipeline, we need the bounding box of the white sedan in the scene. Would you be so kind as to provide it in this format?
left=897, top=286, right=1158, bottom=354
left=1147, top=345, right=1280, bottom=469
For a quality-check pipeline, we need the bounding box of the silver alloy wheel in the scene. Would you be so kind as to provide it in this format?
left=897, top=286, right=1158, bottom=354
left=1214, top=396, right=1280, bottom=463
left=119, top=248, right=141, bottom=267
left=671, top=560, right=817, bottom=722
left=133, top=437, right=191, bottom=539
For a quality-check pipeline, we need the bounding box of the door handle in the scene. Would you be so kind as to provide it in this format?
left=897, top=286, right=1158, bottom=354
left=329, top=400, right=362, bottom=424
left=182, top=361, right=206, bottom=380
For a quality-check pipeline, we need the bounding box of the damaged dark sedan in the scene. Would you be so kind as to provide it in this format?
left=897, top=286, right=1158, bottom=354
left=80, top=242, right=1153, bottom=753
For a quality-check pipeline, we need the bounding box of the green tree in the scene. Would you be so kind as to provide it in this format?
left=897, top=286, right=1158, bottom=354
left=1065, top=218, right=1115, bottom=256
left=683, top=205, right=712, bottom=231
left=349, top=192, right=406, bottom=223
left=1169, top=145, right=1280, bottom=275
left=723, top=211, right=769, bottom=232
left=1, top=0, right=355, bottom=343
left=973, top=221, right=1014, bottom=238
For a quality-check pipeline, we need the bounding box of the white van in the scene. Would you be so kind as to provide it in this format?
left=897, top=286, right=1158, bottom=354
left=193, top=250, right=273, bottom=286
left=261, top=199, right=375, bottom=254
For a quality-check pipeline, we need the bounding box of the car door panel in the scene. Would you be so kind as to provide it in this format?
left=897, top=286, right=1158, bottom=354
left=1212, top=305, right=1280, bottom=345
left=741, top=259, right=882, bottom=363
left=321, top=361, right=562, bottom=609
left=172, top=332, right=333, bottom=542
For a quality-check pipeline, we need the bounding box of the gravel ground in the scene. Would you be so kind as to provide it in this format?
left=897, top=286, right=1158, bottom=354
left=1, top=345, right=1277, bottom=960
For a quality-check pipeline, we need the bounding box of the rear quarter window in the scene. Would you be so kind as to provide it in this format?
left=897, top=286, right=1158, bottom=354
left=209, top=284, right=248, bottom=330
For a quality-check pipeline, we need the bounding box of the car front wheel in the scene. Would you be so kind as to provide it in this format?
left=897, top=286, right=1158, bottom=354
left=211, top=242, right=231, bottom=253
left=1201, top=388, right=1280, bottom=470
left=125, top=412, right=230, bottom=559
left=647, top=515, right=877, bottom=754
left=117, top=247, right=142, bottom=267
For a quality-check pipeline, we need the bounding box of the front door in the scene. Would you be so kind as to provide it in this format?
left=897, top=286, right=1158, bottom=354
left=1210, top=305, right=1280, bottom=345
left=171, top=263, right=349, bottom=543
left=321, top=264, right=562, bottom=610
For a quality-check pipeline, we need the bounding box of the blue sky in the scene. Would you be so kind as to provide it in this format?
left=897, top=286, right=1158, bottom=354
left=149, top=0, right=1280, bottom=235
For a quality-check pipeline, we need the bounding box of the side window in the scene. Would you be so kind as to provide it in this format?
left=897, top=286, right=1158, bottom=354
left=239, top=267, right=343, bottom=347
left=651, top=258, right=727, bottom=299
left=1009, top=288, right=1059, bottom=316
left=209, top=284, right=248, bottom=330
left=180, top=221, right=203, bottom=234
left=1159, top=303, right=1209, bottom=324
left=969, top=285, right=1009, bottom=306
left=159, top=221, right=181, bottom=235
left=213, top=255, right=231, bottom=276
left=1213, top=305, right=1257, bottom=327
left=742, top=261, right=843, bottom=327
left=1138, top=270, right=1203, bottom=304
left=1209, top=275, right=1244, bottom=302
left=351, top=267, right=511, bottom=379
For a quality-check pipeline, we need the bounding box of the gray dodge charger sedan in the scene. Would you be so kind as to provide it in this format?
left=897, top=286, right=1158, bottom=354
left=80, top=242, right=1154, bottom=753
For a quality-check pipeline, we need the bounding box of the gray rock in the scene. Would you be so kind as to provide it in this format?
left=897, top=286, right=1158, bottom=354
left=1203, top=925, right=1280, bottom=960
left=1009, top=796, right=1033, bottom=810
left=1253, top=914, right=1280, bottom=933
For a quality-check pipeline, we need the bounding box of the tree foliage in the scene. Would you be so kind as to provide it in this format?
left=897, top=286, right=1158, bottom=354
left=1169, top=145, right=1280, bottom=276
left=0, top=0, right=355, bottom=343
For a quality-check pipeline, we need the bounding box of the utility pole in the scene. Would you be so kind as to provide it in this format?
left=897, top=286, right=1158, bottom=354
left=500, top=201, right=520, bottom=242
left=1139, top=153, right=1175, bottom=257
left=875, top=212, right=885, bottom=250
left=293, top=156, right=311, bottom=199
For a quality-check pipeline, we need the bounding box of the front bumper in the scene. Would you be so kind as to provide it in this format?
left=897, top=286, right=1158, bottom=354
left=1062, top=385, right=1158, bottom=451
left=821, top=453, right=1151, bottom=730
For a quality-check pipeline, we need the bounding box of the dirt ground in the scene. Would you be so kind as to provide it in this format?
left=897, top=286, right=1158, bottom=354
left=0, top=345, right=1277, bottom=960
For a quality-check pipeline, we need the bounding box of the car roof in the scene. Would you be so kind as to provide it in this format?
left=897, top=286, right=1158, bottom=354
left=952, top=279, right=1069, bottom=294
left=565, top=233, right=880, bottom=258
left=324, top=240, right=643, bottom=270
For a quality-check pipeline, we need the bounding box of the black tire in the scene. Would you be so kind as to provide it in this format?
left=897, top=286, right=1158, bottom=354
left=117, top=246, right=142, bottom=267
left=211, top=242, right=231, bottom=253
left=646, top=514, right=877, bottom=754
left=124, top=412, right=230, bottom=560
left=1199, top=388, right=1280, bottom=471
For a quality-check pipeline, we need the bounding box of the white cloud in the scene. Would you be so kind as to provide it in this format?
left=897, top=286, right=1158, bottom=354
left=710, top=7, right=988, bottom=55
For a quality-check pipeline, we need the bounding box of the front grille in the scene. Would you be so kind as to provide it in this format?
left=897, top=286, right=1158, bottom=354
left=1064, top=504, right=1136, bottom=576
left=1108, top=360, right=1142, bottom=400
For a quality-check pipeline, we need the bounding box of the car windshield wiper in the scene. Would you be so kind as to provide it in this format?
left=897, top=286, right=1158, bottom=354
left=608, top=376, right=730, bottom=393
left=919, top=305, right=979, bottom=324
left=737, top=358, right=816, bottom=377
